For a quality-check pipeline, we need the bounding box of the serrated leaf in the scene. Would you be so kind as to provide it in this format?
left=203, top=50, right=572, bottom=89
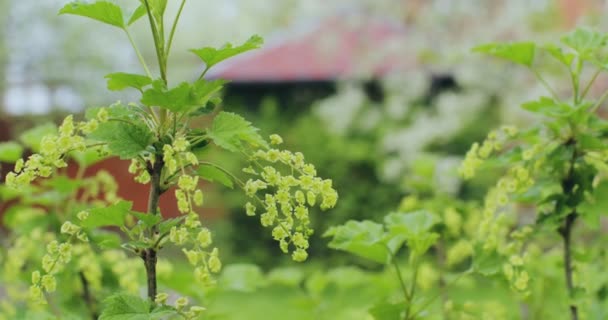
left=88, top=120, right=153, bottom=159
left=369, top=300, right=405, bottom=320
left=106, top=73, right=152, bottom=92
left=521, top=96, right=572, bottom=117
left=19, top=123, right=57, bottom=153
left=561, top=28, right=607, bottom=59
left=323, top=220, right=403, bottom=264
left=579, top=181, right=608, bottom=229
left=197, top=165, right=234, bottom=188
left=0, top=141, right=24, bottom=162
left=158, top=216, right=186, bottom=235
left=141, top=81, right=191, bottom=112
left=473, top=41, right=536, bottom=67
left=99, top=293, right=177, bottom=320
left=207, top=112, right=267, bottom=152
left=384, top=211, right=436, bottom=238
left=189, top=79, right=225, bottom=113
left=472, top=244, right=502, bottom=276
left=191, top=35, right=263, bottom=70
left=543, top=44, right=575, bottom=66
left=127, top=4, right=146, bottom=25
left=81, top=201, right=132, bottom=229
left=90, top=231, right=122, bottom=249
left=59, top=1, right=125, bottom=29
left=131, top=211, right=162, bottom=227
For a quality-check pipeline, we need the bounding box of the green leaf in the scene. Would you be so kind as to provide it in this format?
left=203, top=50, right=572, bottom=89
left=561, top=28, right=607, bottom=59
left=99, top=293, right=177, bottom=320
left=543, top=44, right=576, bottom=66
left=369, top=300, right=405, bottom=320
left=207, top=112, right=267, bottom=152
left=89, top=119, right=153, bottom=159
left=59, top=1, right=125, bottom=29
left=81, top=201, right=132, bottom=229
left=384, top=211, right=436, bottom=238
left=90, top=231, right=122, bottom=249
left=189, top=79, right=226, bottom=113
left=141, top=81, right=191, bottom=112
left=324, top=220, right=403, bottom=264
left=190, top=35, right=263, bottom=70
left=472, top=244, right=502, bottom=276
left=219, top=264, right=265, bottom=292
left=521, top=96, right=572, bottom=117
left=197, top=165, right=234, bottom=189
left=144, top=0, right=167, bottom=25
left=158, top=216, right=186, bottom=235
left=0, top=141, right=24, bottom=162
left=127, top=4, right=147, bottom=26
left=105, top=73, right=152, bottom=92
left=473, top=41, right=536, bottom=67
left=19, top=123, right=57, bottom=153
left=131, top=211, right=162, bottom=227
left=579, top=181, right=608, bottom=229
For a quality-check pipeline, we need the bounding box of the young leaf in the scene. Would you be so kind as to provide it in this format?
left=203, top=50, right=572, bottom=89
left=473, top=42, right=536, bottom=67
left=369, top=300, right=405, bottom=320
left=207, top=112, right=267, bottom=152
left=190, top=35, right=263, bottom=70
left=472, top=244, right=503, bottom=276
left=384, top=211, right=436, bottom=238
left=88, top=120, right=153, bottom=159
left=99, top=293, right=177, bottom=320
left=323, top=220, right=404, bottom=264
left=105, top=73, right=152, bottom=92
left=127, top=4, right=147, bottom=26
left=158, top=216, right=186, bottom=235
left=190, top=79, right=226, bottom=112
left=197, top=165, right=234, bottom=188
left=0, top=141, right=24, bottom=163
left=144, top=0, right=168, bottom=25
left=578, top=181, right=608, bottom=229
left=521, top=96, right=572, bottom=117
left=59, top=1, right=125, bottom=29
left=81, top=201, right=132, bottom=229
left=131, top=211, right=162, bottom=227
left=561, top=28, right=607, bottom=58
left=141, top=81, right=191, bottom=113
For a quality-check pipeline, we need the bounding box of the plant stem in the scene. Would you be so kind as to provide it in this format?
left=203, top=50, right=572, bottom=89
left=559, top=212, right=578, bottom=320
left=559, top=142, right=578, bottom=320
left=532, top=69, right=560, bottom=101
left=166, top=0, right=187, bottom=58
left=124, top=29, right=153, bottom=78
left=79, top=271, right=98, bottom=319
left=142, top=154, right=164, bottom=302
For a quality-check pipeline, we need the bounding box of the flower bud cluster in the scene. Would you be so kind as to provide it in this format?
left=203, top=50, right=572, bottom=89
left=30, top=239, right=74, bottom=302
left=6, top=115, right=98, bottom=189
left=155, top=294, right=206, bottom=320
left=242, top=137, right=338, bottom=261
left=459, top=126, right=518, bottom=179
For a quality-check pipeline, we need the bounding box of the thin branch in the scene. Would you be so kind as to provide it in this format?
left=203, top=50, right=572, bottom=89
left=166, top=0, right=187, bottom=59
left=580, top=69, right=601, bottom=100
left=532, top=69, right=560, bottom=101
left=124, top=29, right=153, bottom=78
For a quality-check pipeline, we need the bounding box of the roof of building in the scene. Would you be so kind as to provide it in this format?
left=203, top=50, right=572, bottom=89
left=207, top=14, right=409, bottom=82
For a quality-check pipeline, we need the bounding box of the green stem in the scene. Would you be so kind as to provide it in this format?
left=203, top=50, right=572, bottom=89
left=580, top=69, right=601, bottom=100
left=166, top=0, right=187, bottom=58
left=405, top=254, right=420, bottom=319
left=410, top=270, right=471, bottom=319
left=142, top=154, right=164, bottom=302
left=589, top=89, right=608, bottom=113
left=532, top=69, right=560, bottom=101
left=388, top=250, right=411, bottom=303
left=124, top=29, right=153, bottom=78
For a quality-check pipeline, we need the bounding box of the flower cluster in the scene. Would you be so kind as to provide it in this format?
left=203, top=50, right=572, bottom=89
left=459, top=126, right=518, bottom=179
left=30, top=239, right=73, bottom=303
left=5, top=114, right=102, bottom=189
left=242, top=136, right=338, bottom=261
left=154, top=294, right=206, bottom=319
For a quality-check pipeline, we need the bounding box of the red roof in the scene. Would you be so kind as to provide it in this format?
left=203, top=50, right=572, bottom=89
left=208, top=15, right=409, bottom=82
